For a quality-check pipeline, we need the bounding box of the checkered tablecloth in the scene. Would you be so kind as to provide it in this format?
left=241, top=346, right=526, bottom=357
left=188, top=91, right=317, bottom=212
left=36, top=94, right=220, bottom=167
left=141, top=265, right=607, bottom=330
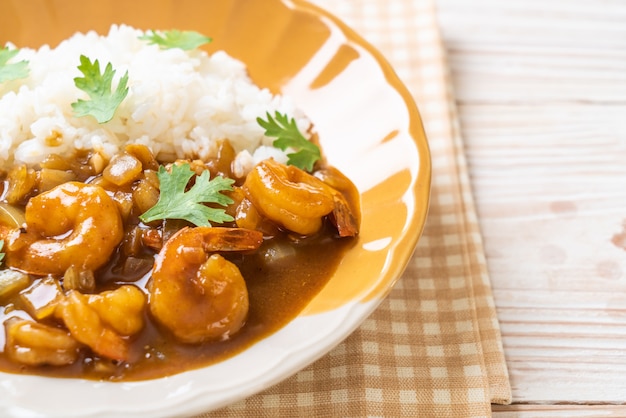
left=201, top=0, right=511, bottom=416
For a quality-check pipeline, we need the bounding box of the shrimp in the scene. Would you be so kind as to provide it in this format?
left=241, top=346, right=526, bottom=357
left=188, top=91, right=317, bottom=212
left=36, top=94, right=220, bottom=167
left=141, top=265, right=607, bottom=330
left=148, top=226, right=263, bottom=344
left=314, top=167, right=361, bottom=237
left=87, top=285, right=147, bottom=336
left=55, top=290, right=130, bottom=362
left=4, top=317, right=81, bottom=366
left=3, top=182, right=123, bottom=276
left=242, top=159, right=359, bottom=236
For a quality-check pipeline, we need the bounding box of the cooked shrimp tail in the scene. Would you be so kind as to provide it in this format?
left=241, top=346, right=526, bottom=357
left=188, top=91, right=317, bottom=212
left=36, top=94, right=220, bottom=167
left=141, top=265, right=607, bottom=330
left=329, top=193, right=359, bottom=237
left=314, top=166, right=361, bottom=237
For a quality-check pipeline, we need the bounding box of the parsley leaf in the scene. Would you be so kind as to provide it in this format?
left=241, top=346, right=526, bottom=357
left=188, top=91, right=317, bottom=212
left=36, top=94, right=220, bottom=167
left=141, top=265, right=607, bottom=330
left=0, top=47, right=29, bottom=83
left=139, top=163, right=235, bottom=227
left=257, top=111, right=321, bottom=172
left=0, top=240, right=5, bottom=266
left=71, top=55, right=129, bottom=123
left=139, top=30, right=212, bottom=51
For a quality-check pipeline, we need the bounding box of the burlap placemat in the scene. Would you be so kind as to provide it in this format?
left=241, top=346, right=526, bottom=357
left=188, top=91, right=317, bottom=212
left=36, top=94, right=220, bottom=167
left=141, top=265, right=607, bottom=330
left=201, top=0, right=511, bottom=416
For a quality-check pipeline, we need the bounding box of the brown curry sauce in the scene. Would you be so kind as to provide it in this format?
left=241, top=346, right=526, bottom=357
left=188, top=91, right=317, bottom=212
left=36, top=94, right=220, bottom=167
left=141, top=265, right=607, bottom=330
left=0, top=149, right=358, bottom=381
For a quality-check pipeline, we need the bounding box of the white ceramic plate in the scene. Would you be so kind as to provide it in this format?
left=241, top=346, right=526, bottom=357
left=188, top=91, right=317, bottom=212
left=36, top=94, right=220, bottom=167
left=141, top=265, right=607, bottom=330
left=0, top=0, right=430, bottom=416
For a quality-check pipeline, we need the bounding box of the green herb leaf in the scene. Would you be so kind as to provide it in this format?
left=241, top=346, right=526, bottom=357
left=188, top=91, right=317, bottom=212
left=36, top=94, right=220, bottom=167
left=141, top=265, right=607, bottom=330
left=139, top=163, right=234, bottom=227
left=0, top=47, right=29, bottom=83
left=257, top=111, right=321, bottom=172
left=71, top=55, right=129, bottom=123
left=139, top=30, right=212, bottom=51
left=0, top=240, right=5, bottom=266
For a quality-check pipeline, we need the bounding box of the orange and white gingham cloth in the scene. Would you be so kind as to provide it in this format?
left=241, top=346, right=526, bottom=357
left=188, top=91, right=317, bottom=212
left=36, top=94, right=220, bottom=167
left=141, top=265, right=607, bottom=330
left=202, top=0, right=511, bottom=416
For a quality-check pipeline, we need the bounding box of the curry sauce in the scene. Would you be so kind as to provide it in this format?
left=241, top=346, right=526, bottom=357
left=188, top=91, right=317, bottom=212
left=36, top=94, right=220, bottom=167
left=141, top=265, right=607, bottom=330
left=0, top=222, right=353, bottom=380
left=0, top=144, right=359, bottom=381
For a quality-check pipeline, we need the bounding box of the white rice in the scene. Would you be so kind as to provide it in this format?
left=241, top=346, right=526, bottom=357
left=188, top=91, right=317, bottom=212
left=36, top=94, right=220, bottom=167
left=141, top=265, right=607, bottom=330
left=0, top=24, right=310, bottom=176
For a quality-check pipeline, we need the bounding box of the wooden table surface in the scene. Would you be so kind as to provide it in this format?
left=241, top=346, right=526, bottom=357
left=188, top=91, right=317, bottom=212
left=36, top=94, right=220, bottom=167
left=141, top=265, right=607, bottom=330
left=434, top=0, right=626, bottom=415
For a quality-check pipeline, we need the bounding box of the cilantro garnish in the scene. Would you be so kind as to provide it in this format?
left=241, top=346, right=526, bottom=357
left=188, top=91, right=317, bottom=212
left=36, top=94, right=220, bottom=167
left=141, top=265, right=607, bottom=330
left=0, top=47, right=29, bottom=83
left=71, top=55, right=129, bottom=124
left=139, top=30, right=212, bottom=51
left=0, top=240, right=5, bottom=266
left=257, top=111, right=321, bottom=172
left=139, top=163, right=234, bottom=227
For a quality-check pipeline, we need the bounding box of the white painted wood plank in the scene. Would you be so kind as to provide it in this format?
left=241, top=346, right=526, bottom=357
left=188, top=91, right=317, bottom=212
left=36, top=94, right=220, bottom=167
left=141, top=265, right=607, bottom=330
left=437, top=0, right=626, bottom=50
left=493, top=405, right=626, bottom=417
left=437, top=0, right=626, bottom=103
left=436, top=0, right=626, bottom=406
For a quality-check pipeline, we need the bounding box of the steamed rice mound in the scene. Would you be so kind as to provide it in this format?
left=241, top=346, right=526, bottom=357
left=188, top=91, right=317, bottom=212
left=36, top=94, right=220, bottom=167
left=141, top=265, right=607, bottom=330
left=0, top=25, right=310, bottom=175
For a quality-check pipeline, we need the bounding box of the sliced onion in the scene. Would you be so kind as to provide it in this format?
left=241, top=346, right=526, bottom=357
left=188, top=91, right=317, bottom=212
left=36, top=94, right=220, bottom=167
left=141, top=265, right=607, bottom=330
left=0, top=270, right=30, bottom=300
left=0, top=202, right=26, bottom=229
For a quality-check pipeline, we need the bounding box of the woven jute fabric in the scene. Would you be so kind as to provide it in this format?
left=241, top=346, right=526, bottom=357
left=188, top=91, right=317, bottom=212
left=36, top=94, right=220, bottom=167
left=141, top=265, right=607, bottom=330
left=201, top=0, right=511, bottom=416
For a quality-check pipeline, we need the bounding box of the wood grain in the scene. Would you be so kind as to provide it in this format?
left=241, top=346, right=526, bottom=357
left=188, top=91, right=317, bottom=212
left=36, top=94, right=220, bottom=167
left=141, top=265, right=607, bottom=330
left=493, top=405, right=626, bottom=417
left=436, top=0, right=626, bottom=406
